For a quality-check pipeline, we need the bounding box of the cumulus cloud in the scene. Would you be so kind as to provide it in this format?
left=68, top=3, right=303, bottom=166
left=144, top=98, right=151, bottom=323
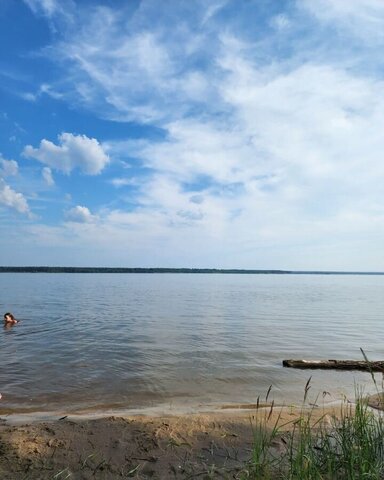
left=0, top=156, right=30, bottom=216
left=42, top=167, right=55, bottom=186
left=65, top=205, right=97, bottom=223
left=0, top=157, right=18, bottom=177
left=0, top=179, right=30, bottom=215
left=23, top=132, right=110, bottom=175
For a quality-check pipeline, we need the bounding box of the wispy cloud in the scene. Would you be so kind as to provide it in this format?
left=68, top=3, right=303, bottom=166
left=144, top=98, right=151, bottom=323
left=300, top=0, right=384, bottom=43
left=34, top=3, right=222, bottom=123
left=23, top=0, right=74, bottom=21
left=42, top=166, right=54, bottom=186
left=110, top=177, right=137, bottom=188
left=20, top=83, right=64, bottom=103
left=23, top=0, right=61, bottom=16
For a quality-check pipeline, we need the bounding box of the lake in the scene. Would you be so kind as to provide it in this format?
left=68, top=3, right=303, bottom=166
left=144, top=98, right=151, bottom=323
left=1, top=273, right=383, bottom=415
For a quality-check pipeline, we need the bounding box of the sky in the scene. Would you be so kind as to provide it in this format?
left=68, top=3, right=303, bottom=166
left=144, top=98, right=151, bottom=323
left=1, top=0, right=384, bottom=270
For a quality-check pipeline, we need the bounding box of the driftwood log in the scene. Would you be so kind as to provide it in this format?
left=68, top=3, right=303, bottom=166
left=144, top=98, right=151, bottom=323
left=283, top=359, right=384, bottom=372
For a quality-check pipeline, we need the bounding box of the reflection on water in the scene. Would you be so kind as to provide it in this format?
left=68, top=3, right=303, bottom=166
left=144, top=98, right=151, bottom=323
left=1, top=273, right=384, bottom=413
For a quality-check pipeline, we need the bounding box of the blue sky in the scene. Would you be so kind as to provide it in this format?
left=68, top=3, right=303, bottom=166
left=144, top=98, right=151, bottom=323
left=1, top=0, right=384, bottom=269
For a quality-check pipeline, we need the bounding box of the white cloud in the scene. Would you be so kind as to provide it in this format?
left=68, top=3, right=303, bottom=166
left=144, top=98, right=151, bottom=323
left=42, top=166, right=55, bottom=186
left=201, top=1, right=228, bottom=25
left=23, top=0, right=58, bottom=16
left=19, top=191, right=384, bottom=269
left=20, top=92, right=38, bottom=102
left=270, top=14, right=291, bottom=31
left=39, top=4, right=221, bottom=123
left=21, top=84, right=64, bottom=103
left=0, top=179, right=30, bottom=215
left=110, top=177, right=136, bottom=188
left=39, top=83, right=63, bottom=100
left=300, top=0, right=384, bottom=43
left=0, top=157, right=18, bottom=177
left=65, top=205, right=97, bottom=223
left=102, top=42, right=384, bottom=268
left=127, top=119, right=266, bottom=187
left=23, top=0, right=74, bottom=20
left=23, top=132, right=110, bottom=175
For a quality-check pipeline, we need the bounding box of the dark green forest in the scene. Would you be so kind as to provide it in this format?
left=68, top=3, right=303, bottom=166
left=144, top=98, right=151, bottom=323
left=0, top=267, right=382, bottom=275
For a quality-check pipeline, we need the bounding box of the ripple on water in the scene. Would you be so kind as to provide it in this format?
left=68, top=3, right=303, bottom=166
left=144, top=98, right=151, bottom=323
left=1, top=273, right=384, bottom=414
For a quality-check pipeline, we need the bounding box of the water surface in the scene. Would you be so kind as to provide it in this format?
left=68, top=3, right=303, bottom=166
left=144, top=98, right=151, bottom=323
left=1, top=273, right=383, bottom=414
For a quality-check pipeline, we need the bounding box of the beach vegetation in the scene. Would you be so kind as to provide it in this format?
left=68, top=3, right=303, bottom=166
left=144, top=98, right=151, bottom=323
left=240, top=376, right=384, bottom=480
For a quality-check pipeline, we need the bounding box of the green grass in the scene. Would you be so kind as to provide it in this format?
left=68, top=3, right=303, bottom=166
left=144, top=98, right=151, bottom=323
left=241, top=373, right=384, bottom=479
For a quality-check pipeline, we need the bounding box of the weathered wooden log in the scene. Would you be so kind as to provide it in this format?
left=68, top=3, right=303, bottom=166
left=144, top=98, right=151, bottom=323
left=282, top=359, right=384, bottom=372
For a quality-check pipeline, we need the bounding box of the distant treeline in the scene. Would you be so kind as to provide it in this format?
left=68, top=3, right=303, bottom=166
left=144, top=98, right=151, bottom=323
left=0, top=266, right=289, bottom=274
left=0, top=267, right=383, bottom=275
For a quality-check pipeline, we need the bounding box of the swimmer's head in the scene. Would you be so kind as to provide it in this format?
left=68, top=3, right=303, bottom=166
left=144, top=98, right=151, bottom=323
left=4, top=312, right=15, bottom=323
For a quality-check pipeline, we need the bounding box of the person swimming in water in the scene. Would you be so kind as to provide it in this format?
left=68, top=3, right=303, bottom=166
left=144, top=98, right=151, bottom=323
left=3, top=312, right=18, bottom=325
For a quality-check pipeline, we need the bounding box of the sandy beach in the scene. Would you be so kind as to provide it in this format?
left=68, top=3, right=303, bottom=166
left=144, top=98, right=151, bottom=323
left=0, top=403, right=352, bottom=480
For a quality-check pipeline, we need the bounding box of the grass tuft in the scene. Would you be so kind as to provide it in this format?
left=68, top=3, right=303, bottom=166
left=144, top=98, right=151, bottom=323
left=242, top=367, right=384, bottom=479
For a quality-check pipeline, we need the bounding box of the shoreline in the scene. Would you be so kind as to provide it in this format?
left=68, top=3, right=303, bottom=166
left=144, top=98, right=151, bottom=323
left=0, top=403, right=353, bottom=479
left=2, top=393, right=382, bottom=479
left=0, top=397, right=349, bottom=426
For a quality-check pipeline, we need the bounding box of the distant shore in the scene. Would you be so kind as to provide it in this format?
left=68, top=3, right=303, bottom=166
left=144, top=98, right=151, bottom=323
left=1, top=266, right=384, bottom=274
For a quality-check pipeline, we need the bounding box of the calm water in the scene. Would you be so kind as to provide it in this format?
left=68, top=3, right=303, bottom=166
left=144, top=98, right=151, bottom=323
left=1, top=273, right=384, bottom=415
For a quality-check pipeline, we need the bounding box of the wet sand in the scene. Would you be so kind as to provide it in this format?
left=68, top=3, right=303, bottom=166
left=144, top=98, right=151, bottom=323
left=0, top=403, right=350, bottom=480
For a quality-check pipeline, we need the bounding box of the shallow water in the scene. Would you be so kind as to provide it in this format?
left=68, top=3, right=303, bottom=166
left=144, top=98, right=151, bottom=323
left=1, top=273, right=384, bottom=414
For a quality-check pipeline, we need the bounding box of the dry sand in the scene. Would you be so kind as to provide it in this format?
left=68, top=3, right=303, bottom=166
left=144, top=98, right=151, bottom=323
left=0, top=403, right=349, bottom=480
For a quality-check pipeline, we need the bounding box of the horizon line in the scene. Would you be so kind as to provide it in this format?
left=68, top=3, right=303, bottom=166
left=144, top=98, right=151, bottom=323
left=0, top=266, right=384, bottom=275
